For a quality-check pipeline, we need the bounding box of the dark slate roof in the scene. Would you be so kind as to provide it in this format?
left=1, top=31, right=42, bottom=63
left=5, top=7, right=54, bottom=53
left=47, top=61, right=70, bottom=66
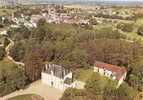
left=64, top=77, right=73, bottom=85
left=43, top=64, right=70, bottom=79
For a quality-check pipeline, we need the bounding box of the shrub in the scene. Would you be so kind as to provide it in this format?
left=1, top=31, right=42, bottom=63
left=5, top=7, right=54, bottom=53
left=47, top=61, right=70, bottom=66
left=117, top=23, right=134, bottom=32
left=137, top=25, right=143, bottom=36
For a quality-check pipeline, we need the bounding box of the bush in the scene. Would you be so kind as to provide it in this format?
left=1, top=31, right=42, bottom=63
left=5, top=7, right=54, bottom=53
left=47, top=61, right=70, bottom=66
left=117, top=23, right=134, bottom=32
left=0, top=47, right=5, bottom=60
left=0, top=66, right=27, bottom=96
left=137, top=25, right=143, bottom=36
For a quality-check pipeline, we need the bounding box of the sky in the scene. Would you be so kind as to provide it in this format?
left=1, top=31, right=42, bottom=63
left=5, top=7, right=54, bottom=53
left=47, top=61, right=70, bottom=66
left=85, top=0, right=143, bottom=1
left=35, top=0, right=143, bottom=1
left=73, top=0, right=143, bottom=1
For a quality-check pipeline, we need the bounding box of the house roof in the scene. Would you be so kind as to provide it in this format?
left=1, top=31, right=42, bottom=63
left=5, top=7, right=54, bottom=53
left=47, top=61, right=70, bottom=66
left=94, top=61, right=127, bottom=80
left=43, top=63, right=70, bottom=79
left=0, top=28, right=6, bottom=32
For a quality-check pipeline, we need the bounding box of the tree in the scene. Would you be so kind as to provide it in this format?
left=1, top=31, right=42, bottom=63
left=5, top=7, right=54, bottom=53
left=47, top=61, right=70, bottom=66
left=7, top=26, right=31, bottom=40
left=117, top=23, right=134, bottom=32
left=0, top=66, right=27, bottom=96
left=10, top=42, right=25, bottom=61
left=89, top=18, right=98, bottom=25
left=41, top=41, right=55, bottom=61
left=85, top=73, right=108, bottom=95
left=66, top=49, right=89, bottom=69
left=60, top=88, right=87, bottom=100
left=37, top=18, right=47, bottom=27
left=3, top=38, right=10, bottom=47
left=0, top=24, right=4, bottom=28
left=5, top=67, right=27, bottom=92
left=114, top=83, right=137, bottom=100
left=137, top=25, right=143, bottom=36
left=128, top=66, right=143, bottom=91
left=95, top=27, right=125, bottom=39
left=24, top=42, right=44, bottom=81
left=102, top=81, right=118, bottom=100
left=0, top=47, right=5, bottom=60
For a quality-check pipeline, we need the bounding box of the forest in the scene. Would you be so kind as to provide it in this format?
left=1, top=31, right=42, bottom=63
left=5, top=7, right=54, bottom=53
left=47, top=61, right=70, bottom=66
left=0, top=18, right=142, bottom=99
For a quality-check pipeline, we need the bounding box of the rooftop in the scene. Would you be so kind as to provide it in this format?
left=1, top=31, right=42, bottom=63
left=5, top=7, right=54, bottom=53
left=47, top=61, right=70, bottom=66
left=0, top=28, right=6, bottom=32
left=95, top=61, right=127, bottom=80
left=43, top=63, right=71, bottom=79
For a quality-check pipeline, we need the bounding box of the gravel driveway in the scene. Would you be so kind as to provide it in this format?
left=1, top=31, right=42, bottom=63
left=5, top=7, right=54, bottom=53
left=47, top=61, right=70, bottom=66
left=1, top=80, right=63, bottom=100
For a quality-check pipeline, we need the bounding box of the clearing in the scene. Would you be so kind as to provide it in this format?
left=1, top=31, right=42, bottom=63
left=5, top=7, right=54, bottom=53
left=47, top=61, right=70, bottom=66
left=75, top=68, right=94, bottom=82
left=2, top=80, right=63, bottom=100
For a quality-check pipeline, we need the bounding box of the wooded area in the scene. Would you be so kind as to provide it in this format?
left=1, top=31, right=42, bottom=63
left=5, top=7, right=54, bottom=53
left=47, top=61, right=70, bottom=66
left=0, top=18, right=142, bottom=98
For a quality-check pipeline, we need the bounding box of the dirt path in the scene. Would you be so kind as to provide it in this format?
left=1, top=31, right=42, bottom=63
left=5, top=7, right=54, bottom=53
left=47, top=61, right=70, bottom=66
left=5, top=38, right=25, bottom=66
left=0, top=39, right=64, bottom=100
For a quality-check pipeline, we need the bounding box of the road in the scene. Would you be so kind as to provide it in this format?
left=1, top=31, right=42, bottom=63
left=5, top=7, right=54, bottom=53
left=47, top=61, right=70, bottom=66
left=0, top=39, right=63, bottom=100
left=5, top=38, right=25, bottom=66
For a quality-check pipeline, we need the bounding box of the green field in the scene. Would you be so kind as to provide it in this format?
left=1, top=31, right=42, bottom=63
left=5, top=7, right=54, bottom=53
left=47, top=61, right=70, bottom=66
left=75, top=68, right=118, bottom=88
left=7, top=94, right=43, bottom=100
left=136, top=18, right=143, bottom=25
left=7, top=94, right=33, bottom=100
left=0, top=58, right=16, bottom=71
left=0, top=36, right=4, bottom=44
left=0, top=8, right=15, bottom=16
left=75, top=69, right=94, bottom=82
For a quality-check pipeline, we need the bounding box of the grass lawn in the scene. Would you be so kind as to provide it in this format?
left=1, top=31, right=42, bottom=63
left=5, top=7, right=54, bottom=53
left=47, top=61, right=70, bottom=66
left=75, top=68, right=118, bottom=88
left=75, top=68, right=94, bottom=82
left=7, top=94, right=34, bottom=100
left=136, top=18, right=143, bottom=25
left=7, top=94, right=44, bottom=100
left=0, top=58, right=16, bottom=71
left=0, top=8, right=15, bottom=16
left=0, top=36, right=4, bottom=44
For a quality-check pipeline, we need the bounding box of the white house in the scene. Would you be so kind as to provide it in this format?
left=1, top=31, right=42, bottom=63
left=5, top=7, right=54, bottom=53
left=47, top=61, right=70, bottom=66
left=93, top=61, right=127, bottom=88
left=41, top=63, right=75, bottom=90
left=78, top=20, right=90, bottom=25
left=10, top=25, right=20, bottom=28
left=0, top=28, right=7, bottom=35
left=24, top=22, right=37, bottom=28
left=31, top=15, right=43, bottom=23
left=0, top=43, right=3, bottom=47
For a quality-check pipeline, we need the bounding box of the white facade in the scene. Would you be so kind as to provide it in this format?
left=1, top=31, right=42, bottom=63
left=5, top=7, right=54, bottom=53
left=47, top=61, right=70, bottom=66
left=0, top=44, right=4, bottom=47
left=117, top=72, right=127, bottom=88
left=41, top=64, right=75, bottom=90
left=93, top=66, right=126, bottom=88
left=42, top=72, right=71, bottom=90
left=0, top=30, right=7, bottom=35
left=41, top=72, right=85, bottom=90
left=24, top=22, right=37, bottom=28
left=94, top=66, right=112, bottom=78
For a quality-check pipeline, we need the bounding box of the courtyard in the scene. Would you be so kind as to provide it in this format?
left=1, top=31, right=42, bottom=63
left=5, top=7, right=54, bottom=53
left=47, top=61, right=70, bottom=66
left=1, top=80, right=63, bottom=100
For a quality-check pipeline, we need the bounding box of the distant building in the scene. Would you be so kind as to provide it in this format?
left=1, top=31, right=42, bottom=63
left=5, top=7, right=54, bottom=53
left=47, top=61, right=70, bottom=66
left=93, top=61, right=127, bottom=87
left=31, top=15, right=43, bottom=23
left=10, top=25, right=19, bottom=28
left=24, top=22, right=37, bottom=28
left=41, top=63, right=75, bottom=90
left=78, top=20, right=90, bottom=25
left=0, top=42, right=4, bottom=47
left=0, top=28, right=7, bottom=35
